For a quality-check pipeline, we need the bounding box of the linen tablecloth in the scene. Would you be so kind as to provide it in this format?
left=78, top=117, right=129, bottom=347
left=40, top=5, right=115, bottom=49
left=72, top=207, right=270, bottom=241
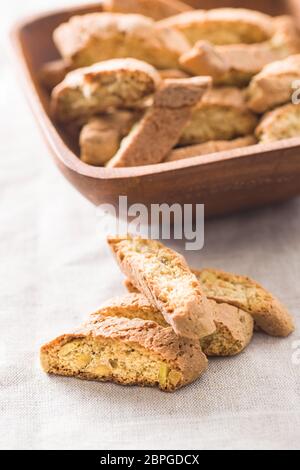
left=1, top=1, right=299, bottom=450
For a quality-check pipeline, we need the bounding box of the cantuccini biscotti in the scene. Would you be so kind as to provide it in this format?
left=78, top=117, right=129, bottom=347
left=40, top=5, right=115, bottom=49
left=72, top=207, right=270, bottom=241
left=179, top=16, right=300, bottom=86
left=247, top=54, right=300, bottom=113
left=125, top=267, right=294, bottom=337
left=53, top=12, right=189, bottom=69
left=157, top=8, right=274, bottom=46
left=165, top=136, right=257, bottom=162
left=179, top=87, right=257, bottom=146
left=107, top=235, right=216, bottom=339
left=198, top=268, right=295, bottom=337
left=94, top=293, right=254, bottom=357
left=103, top=0, right=192, bottom=21
left=80, top=111, right=138, bottom=165
left=106, top=77, right=211, bottom=167
left=255, top=103, right=300, bottom=143
left=51, top=58, right=160, bottom=122
left=40, top=315, right=207, bottom=391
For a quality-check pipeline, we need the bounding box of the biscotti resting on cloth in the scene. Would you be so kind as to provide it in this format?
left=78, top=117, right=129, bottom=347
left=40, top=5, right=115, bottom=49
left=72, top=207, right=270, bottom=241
left=107, top=235, right=216, bottom=339
left=96, top=293, right=254, bottom=357
left=125, top=267, right=294, bottom=337
left=40, top=315, right=207, bottom=392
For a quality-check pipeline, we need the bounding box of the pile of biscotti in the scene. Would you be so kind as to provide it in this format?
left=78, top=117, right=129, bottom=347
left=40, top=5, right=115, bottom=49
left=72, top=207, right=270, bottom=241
left=41, top=236, right=295, bottom=392
left=40, top=0, right=300, bottom=167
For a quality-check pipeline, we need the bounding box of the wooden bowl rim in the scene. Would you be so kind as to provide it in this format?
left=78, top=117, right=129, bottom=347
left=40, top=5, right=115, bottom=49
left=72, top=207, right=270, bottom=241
left=10, top=2, right=300, bottom=181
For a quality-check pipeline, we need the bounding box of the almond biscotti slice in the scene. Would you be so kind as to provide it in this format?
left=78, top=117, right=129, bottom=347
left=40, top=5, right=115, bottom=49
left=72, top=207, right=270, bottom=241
left=103, top=0, right=192, bottom=20
left=51, top=58, right=160, bottom=123
left=179, top=16, right=300, bottom=86
left=179, top=87, right=257, bottom=146
left=255, top=103, right=300, bottom=143
left=157, top=8, right=274, bottom=45
left=198, top=268, right=295, bottom=337
left=53, top=13, right=189, bottom=70
left=80, top=111, right=139, bottom=166
left=94, top=293, right=254, bottom=357
left=107, top=236, right=215, bottom=339
left=106, top=77, right=211, bottom=167
left=247, top=54, right=300, bottom=113
left=40, top=315, right=207, bottom=392
left=165, top=136, right=256, bottom=162
left=125, top=268, right=294, bottom=337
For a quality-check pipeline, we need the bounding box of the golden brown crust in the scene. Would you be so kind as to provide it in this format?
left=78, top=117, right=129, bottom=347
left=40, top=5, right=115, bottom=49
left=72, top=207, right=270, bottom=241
left=255, top=103, right=300, bottom=143
left=51, top=58, right=160, bottom=122
left=40, top=315, right=207, bottom=391
left=107, top=235, right=215, bottom=339
left=179, top=87, right=258, bottom=145
left=247, top=54, right=300, bottom=113
left=125, top=267, right=294, bottom=337
left=165, top=136, right=257, bottom=162
left=197, top=268, right=295, bottom=337
left=179, top=16, right=300, bottom=86
left=53, top=12, right=189, bottom=69
left=79, top=112, right=138, bottom=166
left=102, top=0, right=192, bottom=21
left=157, top=8, right=274, bottom=45
left=106, top=77, right=211, bottom=167
left=94, top=293, right=254, bottom=356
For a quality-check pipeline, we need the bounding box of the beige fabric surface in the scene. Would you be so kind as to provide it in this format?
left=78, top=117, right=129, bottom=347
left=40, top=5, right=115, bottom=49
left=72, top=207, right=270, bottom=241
left=0, top=1, right=299, bottom=450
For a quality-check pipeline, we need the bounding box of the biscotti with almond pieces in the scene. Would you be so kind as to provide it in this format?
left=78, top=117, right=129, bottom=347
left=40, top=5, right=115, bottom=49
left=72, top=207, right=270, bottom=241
left=125, top=267, right=294, bottom=337
left=108, top=236, right=216, bottom=339
left=247, top=54, right=300, bottom=113
left=53, top=12, right=189, bottom=69
left=95, top=293, right=254, bottom=357
left=51, top=58, right=160, bottom=123
left=106, top=76, right=211, bottom=167
left=179, top=87, right=257, bottom=146
left=255, top=103, right=300, bottom=143
left=40, top=315, right=207, bottom=391
left=157, top=8, right=274, bottom=46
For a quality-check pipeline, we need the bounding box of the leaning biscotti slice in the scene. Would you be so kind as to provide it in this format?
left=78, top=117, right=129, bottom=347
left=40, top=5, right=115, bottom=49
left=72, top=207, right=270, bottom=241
left=255, top=103, right=300, bottom=143
left=125, top=268, right=294, bottom=337
left=51, top=58, right=160, bottom=122
left=95, top=293, right=254, bottom=357
left=107, top=77, right=211, bottom=167
left=179, top=87, right=257, bottom=146
left=107, top=236, right=215, bottom=339
left=157, top=8, right=274, bottom=46
left=102, top=0, right=192, bottom=20
left=247, top=54, right=300, bottom=113
left=165, top=136, right=257, bottom=162
left=53, top=12, right=189, bottom=69
left=179, top=16, right=300, bottom=86
left=40, top=315, right=207, bottom=392
left=198, top=268, right=295, bottom=337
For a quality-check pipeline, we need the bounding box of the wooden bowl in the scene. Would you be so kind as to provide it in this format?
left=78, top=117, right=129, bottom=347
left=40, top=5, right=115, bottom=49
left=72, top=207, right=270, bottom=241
left=10, top=0, right=300, bottom=217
